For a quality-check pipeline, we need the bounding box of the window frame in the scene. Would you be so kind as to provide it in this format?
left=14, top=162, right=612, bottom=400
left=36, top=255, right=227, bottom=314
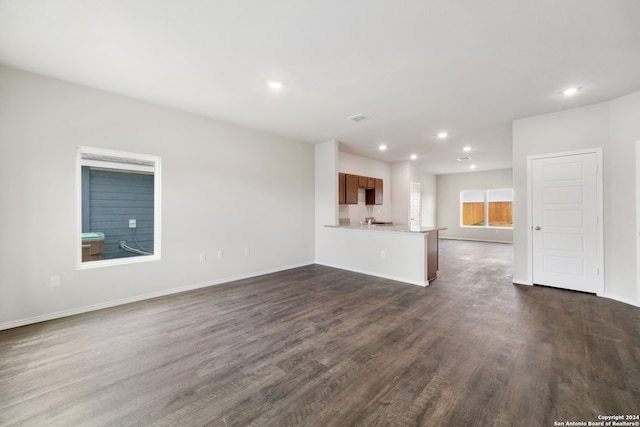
left=486, top=188, right=513, bottom=229
left=460, top=189, right=486, bottom=227
left=76, top=146, right=162, bottom=269
left=460, top=188, right=513, bottom=229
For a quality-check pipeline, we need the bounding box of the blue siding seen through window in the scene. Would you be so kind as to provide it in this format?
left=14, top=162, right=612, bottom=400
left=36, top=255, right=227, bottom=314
left=82, top=167, right=154, bottom=259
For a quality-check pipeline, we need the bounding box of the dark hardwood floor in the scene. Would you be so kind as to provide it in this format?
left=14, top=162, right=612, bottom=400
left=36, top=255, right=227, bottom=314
left=1, top=240, right=639, bottom=426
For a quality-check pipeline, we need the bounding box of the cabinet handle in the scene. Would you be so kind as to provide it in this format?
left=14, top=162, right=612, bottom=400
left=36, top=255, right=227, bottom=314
left=534, top=226, right=541, bottom=231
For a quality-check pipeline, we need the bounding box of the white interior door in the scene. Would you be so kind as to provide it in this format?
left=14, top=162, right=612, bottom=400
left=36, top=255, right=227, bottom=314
left=409, top=182, right=421, bottom=231
left=531, top=152, right=600, bottom=293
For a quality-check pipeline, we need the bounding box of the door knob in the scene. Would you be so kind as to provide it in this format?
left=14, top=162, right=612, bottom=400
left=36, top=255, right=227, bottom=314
left=534, top=226, right=541, bottom=230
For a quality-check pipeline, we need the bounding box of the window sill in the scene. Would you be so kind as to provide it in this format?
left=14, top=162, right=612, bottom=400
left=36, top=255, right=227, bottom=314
left=76, top=254, right=161, bottom=270
left=460, top=225, right=513, bottom=230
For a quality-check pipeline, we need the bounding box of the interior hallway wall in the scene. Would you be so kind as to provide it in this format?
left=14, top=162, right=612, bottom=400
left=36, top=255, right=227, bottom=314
left=391, top=161, right=421, bottom=226
left=421, top=171, right=437, bottom=227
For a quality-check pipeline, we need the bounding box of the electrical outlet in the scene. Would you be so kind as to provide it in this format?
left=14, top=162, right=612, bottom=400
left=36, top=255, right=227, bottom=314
left=217, top=250, right=223, bottom=259
left=199, top=253, right=206, bottom=262
left=50, top=276, right=61, bottom=288
left=380, top=250, right=386, bottom=259
left=244, top=247, right=250, bottom=256
left=129, top=219, right=137, bottom=228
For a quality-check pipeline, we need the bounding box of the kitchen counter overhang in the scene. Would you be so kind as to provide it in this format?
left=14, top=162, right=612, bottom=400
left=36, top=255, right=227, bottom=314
left=326, top=224, right=444, bottom=234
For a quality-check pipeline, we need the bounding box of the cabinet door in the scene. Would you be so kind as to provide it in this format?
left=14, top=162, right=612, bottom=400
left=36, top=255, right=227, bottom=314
left=345, top=174, right=359, bottom=204
left=365, top=178, right=384, bottom=205
left=358, top=175, right=367, bottom=188
left=338, top=173, right=346, bottom=204
left=426, top=231, right=438, bottom=281
left=374, top=178, right=383, bottom=205
left=367, top=177, right=375, bottom=189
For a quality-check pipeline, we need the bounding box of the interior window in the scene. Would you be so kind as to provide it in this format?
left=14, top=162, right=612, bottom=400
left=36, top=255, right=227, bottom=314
left=460, top=189, right=513, bottom=229
left=78, top=147, right=161, bottom=267
left=487, top=189, right=513, bottom=228
left=461, top=190, right=485, bottom=226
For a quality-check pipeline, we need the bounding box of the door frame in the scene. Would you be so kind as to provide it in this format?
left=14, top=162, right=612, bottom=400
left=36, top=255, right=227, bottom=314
left=526, top=148, right=604, bottom=295
left=409, top=181, right=421, bottom=231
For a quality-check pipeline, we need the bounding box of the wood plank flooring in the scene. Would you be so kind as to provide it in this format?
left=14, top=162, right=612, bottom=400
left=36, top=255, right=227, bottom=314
left=1, top=239, right=639, bottom=426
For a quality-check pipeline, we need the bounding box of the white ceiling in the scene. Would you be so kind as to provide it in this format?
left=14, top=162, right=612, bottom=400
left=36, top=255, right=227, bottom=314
left=1, top=0, right=639, bottom=174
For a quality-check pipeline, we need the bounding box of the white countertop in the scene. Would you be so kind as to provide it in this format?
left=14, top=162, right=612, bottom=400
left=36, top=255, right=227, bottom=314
left=325, top=224, right=446, bottom=234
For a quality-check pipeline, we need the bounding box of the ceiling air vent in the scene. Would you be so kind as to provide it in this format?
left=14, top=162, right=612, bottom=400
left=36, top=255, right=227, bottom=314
left=347, top=113, right=369, bottom=122
left=457, top=157, right=471, bottom=162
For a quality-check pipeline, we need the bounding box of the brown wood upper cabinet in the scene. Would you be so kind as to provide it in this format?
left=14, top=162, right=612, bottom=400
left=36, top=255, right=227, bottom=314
left=339, top=173, right=383, bottom=205
left=367, top=177, right=375, bottom=189
left=358, top=175, right=367, bottom=188
left=374, top=178, right=383, bottom=205
left=357, top=176, right=376, bottom=189
left=366, top=178, right=383, bottom=205
left=345, top=174, right=359, bottom=204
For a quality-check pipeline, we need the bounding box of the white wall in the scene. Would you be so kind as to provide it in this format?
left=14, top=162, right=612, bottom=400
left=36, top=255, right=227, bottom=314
left=421, top=171, right=437, bottom=227
left=338, top=151, right=391, bottom=224
left=608, top=92, right=640, bottom=305
left=436, top=169, right=514, bottom=243
left=390, top=161, right=421, bottom=225
left=0, top=66, right=315, bottom=329
left=513, top=91, right=640, bottom=306
left=315, top=140, right=339, bottom=256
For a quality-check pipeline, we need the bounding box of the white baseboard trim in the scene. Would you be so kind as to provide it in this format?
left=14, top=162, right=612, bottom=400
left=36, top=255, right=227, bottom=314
left=603, top=293, right=640, bottom=308
left=513, top=282, right=638, bottom=307
left=438, top=236, right=513, bottom=244
left=0, top=261, right=314, bottom=331
left=316, top=261, right=428, bottom=287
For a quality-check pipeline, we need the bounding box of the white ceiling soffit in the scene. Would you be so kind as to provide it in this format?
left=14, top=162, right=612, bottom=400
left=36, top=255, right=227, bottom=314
left=0, top=0, right=639, bottom=174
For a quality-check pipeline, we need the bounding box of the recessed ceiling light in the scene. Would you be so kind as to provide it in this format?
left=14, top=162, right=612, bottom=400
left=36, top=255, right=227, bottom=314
left=563, top=87, right=578, bottom=96
left=470, top=164, right=476, bottom=169
left=268, top=81, right=282, bottom=89
left=379, top=144, right=387, bottom=151
left=410, top=154, right=417, bottom=160
left=463, top=146, right=471, bottom=152
left=437, top=132, right=448, bottom=139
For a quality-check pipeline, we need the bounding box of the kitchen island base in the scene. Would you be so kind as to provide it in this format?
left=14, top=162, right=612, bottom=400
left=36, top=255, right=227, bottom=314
left=319, top=225, right=445, bottom=286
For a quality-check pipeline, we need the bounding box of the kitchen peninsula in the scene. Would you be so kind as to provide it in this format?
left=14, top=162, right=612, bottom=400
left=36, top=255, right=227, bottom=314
left=314, top=141, right=442, bottom=287
left=323, top=224, right=446, bottom=286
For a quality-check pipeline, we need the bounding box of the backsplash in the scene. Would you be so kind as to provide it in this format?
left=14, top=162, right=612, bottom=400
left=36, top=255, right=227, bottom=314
left=338, top=188, right=384, bottom=225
